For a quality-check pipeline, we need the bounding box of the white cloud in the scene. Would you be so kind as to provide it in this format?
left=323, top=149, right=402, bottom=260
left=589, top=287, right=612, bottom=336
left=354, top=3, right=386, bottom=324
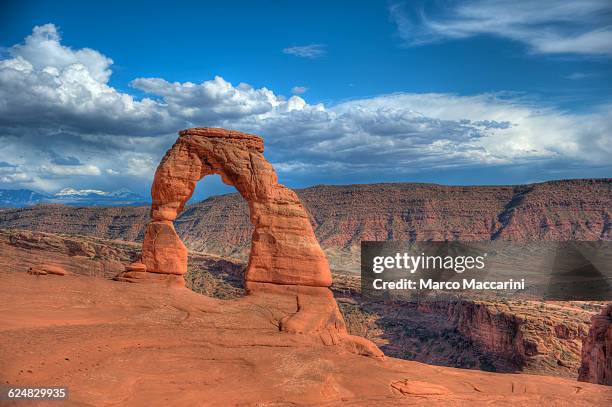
left=11, top=24, right=113, bottom=83
left=130, top=76, right=287, bottom=122
left=0, top=163, right=33, bottom=184
left=291, top=86, right=308, bottom=94
left=0, top=24, right=610, bottom=194
left=124, top=153, right=156, bottom=176
left=237, top=93, right=611, bottom=175
left=42, top=164, right=102, bottom=176
left=389, top=0, right=612, bottom=56
left=282, top=44, right=326, bottom=59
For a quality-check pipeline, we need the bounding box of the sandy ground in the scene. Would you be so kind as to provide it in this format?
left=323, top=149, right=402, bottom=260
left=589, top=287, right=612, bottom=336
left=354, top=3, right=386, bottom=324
left=0, top=271, right=610, bottom=406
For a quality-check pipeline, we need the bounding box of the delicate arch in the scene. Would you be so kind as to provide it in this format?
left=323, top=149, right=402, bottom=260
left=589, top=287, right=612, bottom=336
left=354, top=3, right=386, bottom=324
left=128, top=128, right=332, bottom=289
left=116, top=128, right=383, bottom=357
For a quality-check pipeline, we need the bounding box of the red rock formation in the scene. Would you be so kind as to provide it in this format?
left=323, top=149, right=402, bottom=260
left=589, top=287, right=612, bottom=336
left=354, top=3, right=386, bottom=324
left=28, top=263, right=69, bottom=276
left=407, top=300, right=592, bottom=376
left=120, top=128, right=331, bottom=288
left=173, top=179, right=612, bottom=270
left=0, top=229, right=144, bottom=278
left=116, top=128, right=379, bottom=354
left=579, top=304, right=612, bottom=385
left=2, top=180, right=609, bottom=273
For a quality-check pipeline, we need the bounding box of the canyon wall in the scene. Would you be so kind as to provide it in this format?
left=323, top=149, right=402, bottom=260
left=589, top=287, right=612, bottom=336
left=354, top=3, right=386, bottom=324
left=1, top=179, right=610, bottom=271
left=416, top=300, right=592, bottom=377
left=579, top=304, right=612, bottom=385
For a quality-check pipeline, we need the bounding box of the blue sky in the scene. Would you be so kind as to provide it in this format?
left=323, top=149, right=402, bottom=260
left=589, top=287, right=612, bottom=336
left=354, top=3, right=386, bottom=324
left=0, top=0, right=611, bottom=200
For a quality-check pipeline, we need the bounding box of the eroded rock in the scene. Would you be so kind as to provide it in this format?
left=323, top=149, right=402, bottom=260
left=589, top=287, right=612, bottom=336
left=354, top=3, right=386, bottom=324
left=116, top=128, right=374, bottom=352
left=28, top=263, right=69, bottom=276
left=579, top=304, right=612, bottom=385
left=141, top=221, right=188, bottom=275
left=118, top=128, right=331, bottom=288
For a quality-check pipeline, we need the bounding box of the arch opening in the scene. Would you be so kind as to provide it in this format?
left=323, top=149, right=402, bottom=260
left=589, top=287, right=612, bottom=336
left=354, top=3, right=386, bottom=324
left=180, top=173, right=249, bottom=299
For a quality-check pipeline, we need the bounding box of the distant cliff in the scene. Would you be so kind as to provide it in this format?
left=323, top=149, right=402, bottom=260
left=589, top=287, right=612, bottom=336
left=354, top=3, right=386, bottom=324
left=0, top=179, right=610, bottom=271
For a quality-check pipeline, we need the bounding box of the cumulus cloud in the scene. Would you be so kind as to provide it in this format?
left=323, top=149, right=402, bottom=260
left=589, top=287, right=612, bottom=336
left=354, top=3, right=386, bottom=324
left=42, top=164, right=101, bottom=177
left=0, top=162, right=33, bottom=184
left=0, top=24, right=610, bottom=195
left=282, top=44, right=326, bottom=58
left=237, top=93, right=611, bottom=177
left=11, top=24, right=113, bottom=82
left=389, top=0, right=612, bottom=56
left=130, top=76, right=286, bottom=122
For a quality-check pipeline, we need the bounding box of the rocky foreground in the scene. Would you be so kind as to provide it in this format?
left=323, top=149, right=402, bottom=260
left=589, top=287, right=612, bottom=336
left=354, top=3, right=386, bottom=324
left=0, top=229, right=609, bottom=383
left=1, top=271, right=611, bottom=406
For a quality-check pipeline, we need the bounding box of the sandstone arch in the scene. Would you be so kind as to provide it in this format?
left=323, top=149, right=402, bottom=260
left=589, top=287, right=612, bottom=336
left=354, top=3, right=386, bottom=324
left=116, top=128, right=382, bottom=355
left=120, top=128, right=332, bottom=288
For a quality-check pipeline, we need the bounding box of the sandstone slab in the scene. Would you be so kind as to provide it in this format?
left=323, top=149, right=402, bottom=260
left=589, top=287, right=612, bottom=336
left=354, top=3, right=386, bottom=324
left=28, top=263, right=70, bottom=276
left=2, top=272, right=610, bottom=406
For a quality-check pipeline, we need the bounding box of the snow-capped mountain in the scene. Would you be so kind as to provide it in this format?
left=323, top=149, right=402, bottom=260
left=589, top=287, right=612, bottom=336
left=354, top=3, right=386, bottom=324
left=55, top=187, right=111, bottom=197
left=50, top=187, right=148, bottom=205
left=0, top=188, right=149, bottom=207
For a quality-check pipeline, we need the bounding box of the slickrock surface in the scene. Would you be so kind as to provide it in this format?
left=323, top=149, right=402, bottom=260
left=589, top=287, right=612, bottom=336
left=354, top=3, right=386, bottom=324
left=5, top=230, right=602, bottom=383
left=1, top=272, right=611, bottom=406
left=0, top=229, right=603, bottom=380
left=579, top=304, right=612, bottom=385
left=0, top=229, right=140, bottom=278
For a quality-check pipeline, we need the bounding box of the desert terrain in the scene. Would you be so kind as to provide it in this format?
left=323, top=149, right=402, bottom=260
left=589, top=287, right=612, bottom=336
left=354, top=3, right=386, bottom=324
left=1, top=270, right=611, bottom=406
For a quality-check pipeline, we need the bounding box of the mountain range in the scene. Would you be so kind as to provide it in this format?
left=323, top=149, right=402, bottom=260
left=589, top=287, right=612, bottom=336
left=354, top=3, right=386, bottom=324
left=0, top=187, right=148, bottom=207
